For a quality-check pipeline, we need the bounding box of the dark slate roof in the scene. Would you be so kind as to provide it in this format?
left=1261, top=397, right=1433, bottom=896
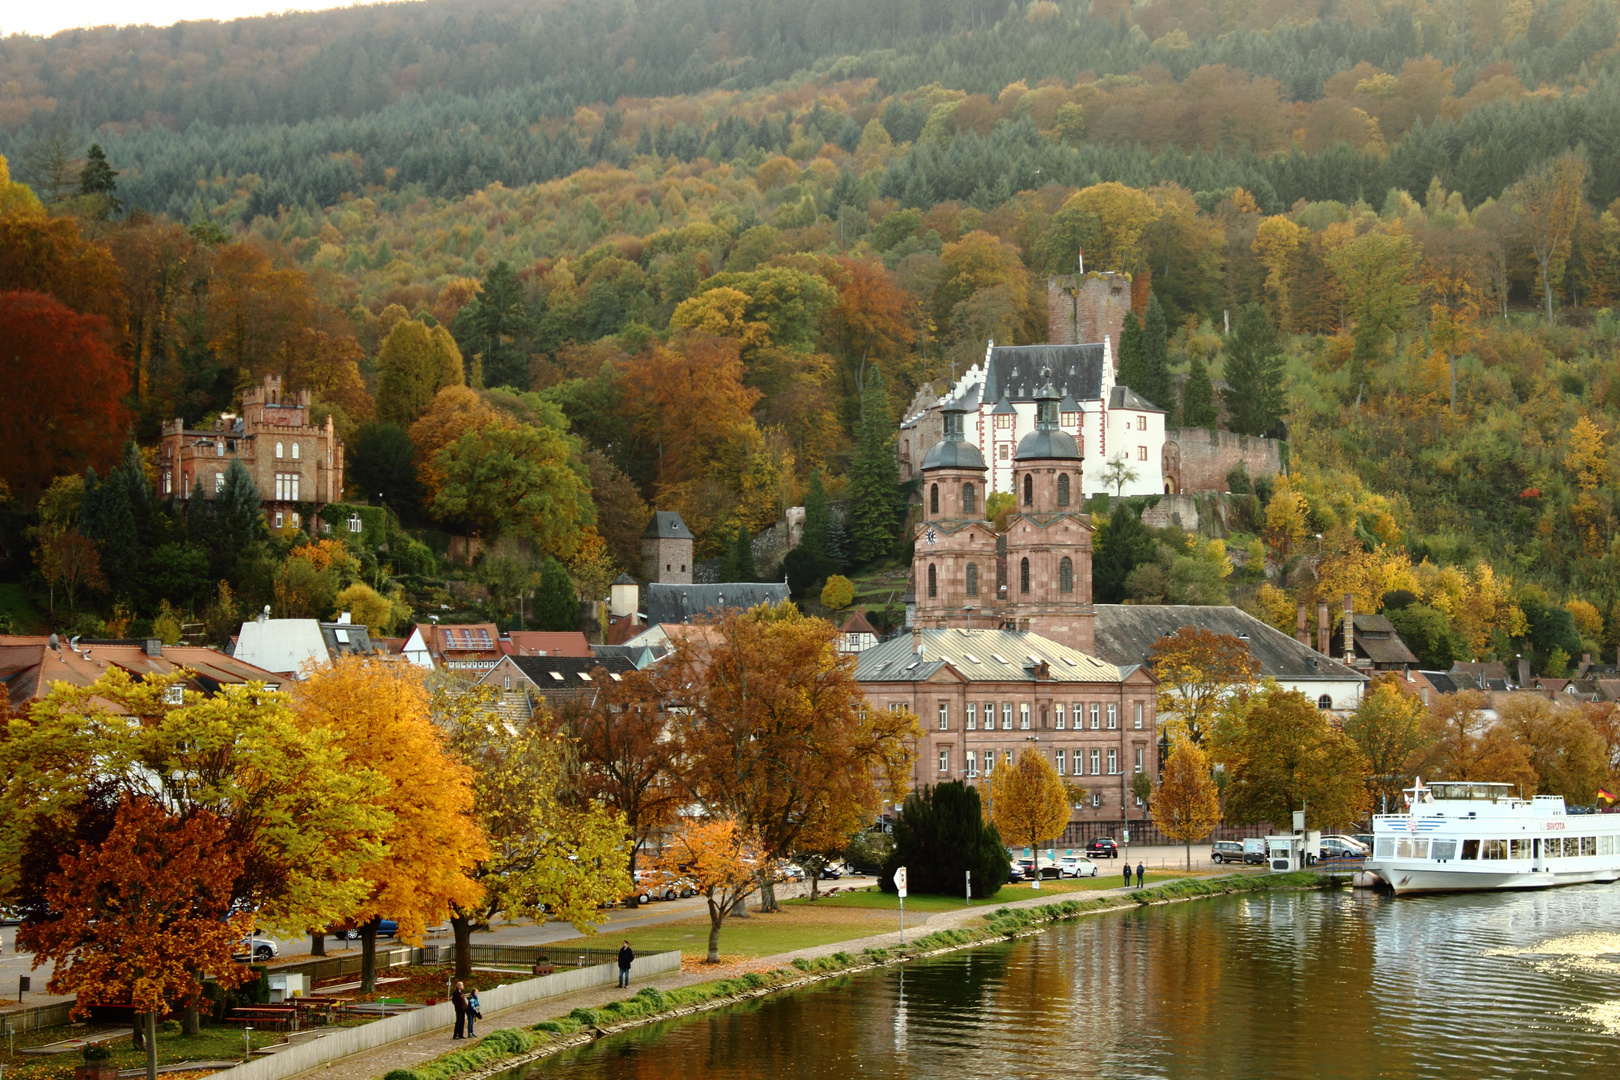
left=507, top=654, right=636, bottom=685
left=321, top=622, right=376, bottom=657
left=1419, top=671, right=1465, bottom=695
left=641, top=511, right=691, bottom=540
left=1109, top=386, right=1166, bottom=413
left=645, top=583, right=790, bottom=625
left=1340, top=614, right=1418, bottom=665
left=1451, top=661, right=1511, bottom=686
left=1015, top=427, right=1081, bottom=461
left=991, top=394, right=1016, bottom=415
left=855, top=628, right=1126, bottom=683
left=612, top=572, right=638, bottom=586
left=986, top=344, right=1106, bottom=403
left=1091, top=605, right=1366, bottom=683
left=923, top=438, right=987, bottom=470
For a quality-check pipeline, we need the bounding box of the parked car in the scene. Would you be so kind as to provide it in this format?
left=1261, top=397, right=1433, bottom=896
left=1319, top=836, right=1369, bottom=860
left=0, top=907, right=22, bottom=926
left=1210, top=841, right=1245, bottom=864
left=234, top=935, right=279, bottom=961
left=1086, top=837, right=1120, bottom=859
left=343, top=918, right=399, bottom=939
left=1241, top=838, right=1268, bottom=864
left=1061, top=856, right=1100, bottom=878
left=1006, top=863, right=1026, bottom=883
left=1350, top=833, right=1376, bottom=850
left=777, top=864, right=806, bottom=883
left=819, top=864, right=843, bottom=880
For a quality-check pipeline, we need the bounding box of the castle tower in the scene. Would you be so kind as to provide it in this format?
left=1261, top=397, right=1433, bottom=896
left=1005, top=372, right=1095, bottom=652
left=641, top=511, right=694, bottom=584
left=914, top=398, right=998, bottom=628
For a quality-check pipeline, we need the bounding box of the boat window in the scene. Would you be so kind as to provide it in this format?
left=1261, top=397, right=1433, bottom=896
left=1482, top=839, right=1508, bottom=860
left=1603, top=836, right=1616, bottom=856
left=1375, top=838, right=1394, bottom=858
left=1583, top=836, right=1597, bottom=857
left=1460, top=839, right=1480, bottom=859
left=1556, top=837, right=1573, bottom=857
left=1511, top=838, right=1533, bottom=860
left=1396, top=839, right=1412, bottom=858
left=1413, top=839, right=1429, bottom=858
left=1431, top=840, right=1456, bottom=861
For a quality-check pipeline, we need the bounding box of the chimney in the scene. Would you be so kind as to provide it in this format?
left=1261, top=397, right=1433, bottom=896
left=1296, top=601, right=1310, bottom=646
left=912, top=627, right=922, bottom=656
left=1317, top=602, right=1330, bottom=656
left=1343, top=594, right=1355, bottom=668
left=144, top=639, right=163, bottom=657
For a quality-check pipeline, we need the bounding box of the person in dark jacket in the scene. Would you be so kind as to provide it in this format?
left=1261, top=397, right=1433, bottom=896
left=1122, top=862, right=1132, bottom=888
left=617, top=940, right=635, bottom=988
left=451, top=981, right=467, bottom=1039
left=1136, top=861, right=1145, bottom=888
left=465, top=987, right=481, bottom=1037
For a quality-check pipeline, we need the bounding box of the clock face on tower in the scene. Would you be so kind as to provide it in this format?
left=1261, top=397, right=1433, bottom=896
left=925, top=528, right=938, bottom=545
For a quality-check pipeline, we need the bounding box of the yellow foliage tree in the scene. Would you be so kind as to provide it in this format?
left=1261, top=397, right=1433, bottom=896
left=1152, top=738, right=1222, bottom=869
left=292, top=657, right=488, bottom=991
left=409, top=385, right=510, bottom=502
left=1262, top=481, right=1309, bottom=581
left=1252, top=215, right=1309, bottom=328
left=649, top=817, right=764, bottom=962
left=1149, top=627, right=1261, bottom=746
left=988, top=747, right=1072, bottom=887
left=1566, top=598, right=1604, bottom=642
left=1069, top=182, right=1160, bottom=272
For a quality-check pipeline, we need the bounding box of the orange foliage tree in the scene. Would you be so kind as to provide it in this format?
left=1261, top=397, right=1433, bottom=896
left=18, top=796, right=254, bottom=1078
left=292, top=657, right=488, bottom=991
left=0, top=290, right=130, bottom=500
left=648, top=817, right=764, bottom=963
left=1149, top=627, right=1261, bottom=746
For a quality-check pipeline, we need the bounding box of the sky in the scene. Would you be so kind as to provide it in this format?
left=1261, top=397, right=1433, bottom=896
left=3, top=0, right=373, bottom=38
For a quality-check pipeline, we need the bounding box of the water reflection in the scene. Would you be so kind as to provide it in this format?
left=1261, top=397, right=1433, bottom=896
left=526, top=887, right=1620, bottom=1080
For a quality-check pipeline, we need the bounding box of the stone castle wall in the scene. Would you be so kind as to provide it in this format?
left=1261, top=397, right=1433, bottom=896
left=1047, top=272, right=1131, bottom=352
left=1163, top=427, right=1285, bottom=494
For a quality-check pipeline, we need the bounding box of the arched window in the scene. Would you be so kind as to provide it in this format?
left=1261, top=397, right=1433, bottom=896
left=1023, top=473, right=1033, bottom=506
left=966, top=563, right=979, bottom=596
left=275, top=441, right=284, bottom=459
left=291, top=442, right=300, bottom=460
left=1057, top=474, right=1070, bottom=506
left=927, top=564, right=937, bottom=598
left=1019, top=557, right=1030, bottom=594
left=1060, top=557, right=1073, bottom=593
left=1317, top=694, right=1333, bottom=711
left=963, top=482, right=976, bottom=516
left=930, top=483, right=939, bottom=514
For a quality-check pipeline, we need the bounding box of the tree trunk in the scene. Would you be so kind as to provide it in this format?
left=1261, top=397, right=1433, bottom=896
left=808, top=871, right=821, bottom=900
left=759, top=875, right=777, bottom=913
left=451, top=913, right=474, bottom=981
left=310, top=932, right=326, bottom=957
left=729, top=893, right=749, bottom=918
left=144, top=1010, right=157, bottom=1080
left=1543, top=263, right=1556, bottom=321
left=182, top=990, right=201, bottom=1037
left=1448, top=355, right=1457, bottom=410
left=132, top=1014, right=145, bottom=1050
left=707, top=900, right=723, bottom=963
left=359, top=919, right=379, bottom=994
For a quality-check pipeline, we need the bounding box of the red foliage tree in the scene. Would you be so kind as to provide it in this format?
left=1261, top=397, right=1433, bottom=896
left=0, top=290, right=130, bottom=500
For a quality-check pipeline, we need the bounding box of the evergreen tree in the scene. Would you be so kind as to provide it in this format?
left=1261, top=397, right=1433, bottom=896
left=880, top=781, right=1009, bottom=899
left=800, top=467, right=830, bottom=561
left=1180, top=355, right=1218, bottom=428
left=824, top=517, right=850, bottom=567
left=349, top=423, right=422, bottom=517
left=77, top=143, right=121, bottom=216
left=116, top=442, right=154, bottom=541
left=463, top=261, right=533, bottom=391
left=184, top=477, right=212, bottom=546
left=1115, top=310, right=1144, bottom=395
left=1220, top=303, right=1287, bottom=437
left=720, top=523, right=757, bottom=582
left=81, top=465, right=139, bottom=595
left=210, top=459, right=265, bottom=577
left=848, top=370, right=900, bottom=565
left=533, top=556, right=579, bottom=632
left=1093, top=501, right=1157, bottom=604
left=1138, top=294, right=1172, bottom=410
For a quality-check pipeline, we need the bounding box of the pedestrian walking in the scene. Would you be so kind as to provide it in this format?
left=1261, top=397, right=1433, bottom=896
left=451, top=980, right=467, bottom=1039
left=466, top=987, right=481, bottom=1037
left=617, top=940, right=635, bottom=988
left=1122, top=862, right=1132, bottom=888
left=1136, top=861, right=1145, bottom=888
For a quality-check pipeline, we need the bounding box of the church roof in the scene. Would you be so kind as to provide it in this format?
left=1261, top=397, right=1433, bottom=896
left=641, top=511, right=691, bottom=540
left=986, top=344, right=1107, bottom=403
left=922, top=438, right=986, bottom=470
left=1014, top=427, right=1081, bottom=461
left=854, top=628, right=1130, bottom=684
left=1109, top=386, right=1166, bottom=413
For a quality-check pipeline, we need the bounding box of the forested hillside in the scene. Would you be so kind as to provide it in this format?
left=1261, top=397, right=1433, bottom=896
left=2, top=0, right=1620, bottom=680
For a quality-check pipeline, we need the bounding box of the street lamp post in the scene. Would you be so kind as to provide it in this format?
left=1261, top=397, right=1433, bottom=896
left=1025, top=734, right=1040, bottom=889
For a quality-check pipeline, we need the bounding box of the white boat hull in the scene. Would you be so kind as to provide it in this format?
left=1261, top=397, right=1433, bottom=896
left=1369, top=862, right=1620, bottom=895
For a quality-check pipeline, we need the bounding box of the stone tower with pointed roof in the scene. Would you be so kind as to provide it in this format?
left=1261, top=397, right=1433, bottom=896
left=1004, top=373, right=1095, bottom=653
left=641, top=511, right=694, bottom=584
left=915, top=397, right=1000, bottom=632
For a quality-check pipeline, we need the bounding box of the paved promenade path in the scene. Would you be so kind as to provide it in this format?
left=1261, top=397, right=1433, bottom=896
left=306, top=878, right=1193, bottom=1080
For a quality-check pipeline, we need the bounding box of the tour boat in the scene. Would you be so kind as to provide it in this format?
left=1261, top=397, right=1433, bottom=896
left=1366, top=779, right=1620, bottom=895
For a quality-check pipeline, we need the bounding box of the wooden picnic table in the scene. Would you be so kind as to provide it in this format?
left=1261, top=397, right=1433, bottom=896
left=228, top=1008, right=297, bottom=1031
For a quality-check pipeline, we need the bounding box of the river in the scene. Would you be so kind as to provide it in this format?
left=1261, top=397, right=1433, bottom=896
left=517, top=885, right=1620, bottom=1079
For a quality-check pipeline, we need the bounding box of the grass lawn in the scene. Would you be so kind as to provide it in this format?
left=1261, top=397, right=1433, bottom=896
left=0, top=1025, right=280, bottom=1080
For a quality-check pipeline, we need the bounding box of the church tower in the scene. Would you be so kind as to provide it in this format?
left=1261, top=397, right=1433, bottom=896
left=1004, top=373, right=1095, bottom=652
left=914, top=398, right=998, bottom=628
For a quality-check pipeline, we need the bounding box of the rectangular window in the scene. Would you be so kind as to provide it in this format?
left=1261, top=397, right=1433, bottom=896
left=1002, top=703, right=1013, bottom=730
left=1137, top=445, right=1147, bottom=461
left=984, top=751, right=994, bottom=776
left=1134, top=702, right=1144, bottom=730
left=162, top=470, right=172, bottom=495
left=1134, top=748, right=1144, bottom=772
left=1482, top=839, right=1508, bottom=860
left=273, top=512, right=284, bottom=529
left=1019, top=704, right=1030, bottom=730
left=1603, top=836, right=1616, bottom=856
left=984, top=702, right=995, bottom=732
left=967, top=750, right=977, bottom=778
left=1431, top=840, right=1456, bottom=861
left=1107, top=748, right=1118, bottom=774
left=1375, top=838, right=1394, bottom=858
left=966, top=703, right=977, bottom=731
left=215, top=473, right=225, bottom=493
left=1511, top=838, right=1533, bottom=860
left=1055, top=749, right=1066, bottom=776
left=1091, top=792, right=1101, bottom=808
left=1583, top=836, right=1598, bottom=857
left=1005, top=750, right=1014, bottom=768
left=1054, top=704, right=1065, bottom=730
left=1107, top=704, right=1118, bottom=730
left=939, top=703, right=950, bottom=731
left=1090, top=749, right=1101, bottom=775
left=1136, top=415, right=1146, bottom=430
left=939, top=748, right=950, bottom=773
left=1396, top=838, right=1412, bottom=859
left=1090, top=704, right=1100, bottom=730
left=1461, top=839, right=1480, bottom=860
left=275, top=472, right=301, bottom=502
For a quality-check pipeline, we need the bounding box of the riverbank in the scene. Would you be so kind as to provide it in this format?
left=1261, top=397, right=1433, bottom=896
left=355, top=871, right=1340, bottom=1080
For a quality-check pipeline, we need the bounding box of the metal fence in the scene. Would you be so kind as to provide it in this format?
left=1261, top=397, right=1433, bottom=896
left=1057, top=820, right=1275, bottom=848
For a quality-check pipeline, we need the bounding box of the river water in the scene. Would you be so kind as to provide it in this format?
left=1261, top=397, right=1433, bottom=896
left=522, top=886, right=1620, bottom=1079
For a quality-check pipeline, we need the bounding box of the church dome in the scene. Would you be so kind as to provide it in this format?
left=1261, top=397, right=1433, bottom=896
left=1014, top=372, right=1081, bottom=461
left=922, top=396, right=986, bottom=471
